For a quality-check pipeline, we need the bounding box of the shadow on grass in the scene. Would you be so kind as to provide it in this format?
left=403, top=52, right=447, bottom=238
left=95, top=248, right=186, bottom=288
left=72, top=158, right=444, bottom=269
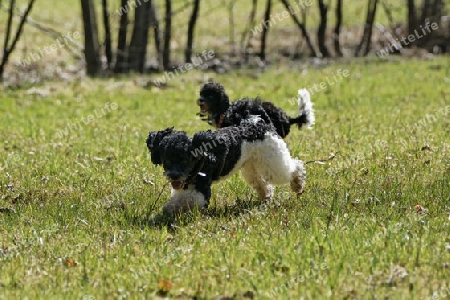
left=120, top=196, right=289, bottom=230
left=119, top=189, right=308, bottom=231
left=204, top=197, right=271, bottom=218
left=122, top=209, right=180, bottom=230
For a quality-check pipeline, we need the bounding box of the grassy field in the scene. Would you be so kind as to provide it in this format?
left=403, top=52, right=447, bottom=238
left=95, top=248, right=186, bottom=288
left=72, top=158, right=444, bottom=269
left=0, top=56, right=449, bottom=299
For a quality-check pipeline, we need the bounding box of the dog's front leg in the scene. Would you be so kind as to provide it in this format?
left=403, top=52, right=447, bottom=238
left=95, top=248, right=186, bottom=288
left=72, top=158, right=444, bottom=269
left=162, top=187, right=208, bottom=216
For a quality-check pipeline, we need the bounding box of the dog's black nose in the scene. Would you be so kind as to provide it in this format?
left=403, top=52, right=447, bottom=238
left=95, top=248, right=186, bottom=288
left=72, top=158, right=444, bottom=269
left=197, top=97, right=206, bottom=105
left=167, top=173, right=182, bottom=180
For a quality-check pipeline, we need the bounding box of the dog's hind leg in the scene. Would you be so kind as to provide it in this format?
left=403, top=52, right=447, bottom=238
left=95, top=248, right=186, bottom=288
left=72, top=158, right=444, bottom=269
left=290, top=159, right=306, bottom=194
left=254, top=134, right=306, bottom=194
left=241, top=163, right=274, bottom=200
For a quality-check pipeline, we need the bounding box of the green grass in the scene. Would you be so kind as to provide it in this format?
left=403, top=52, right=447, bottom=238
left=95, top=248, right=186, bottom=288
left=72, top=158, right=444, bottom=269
left=1, top=57, right=450, bottom=299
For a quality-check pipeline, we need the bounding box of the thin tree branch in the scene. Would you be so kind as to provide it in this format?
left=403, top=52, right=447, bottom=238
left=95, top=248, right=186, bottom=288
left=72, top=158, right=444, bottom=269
left=240, top=0, right=258, bottom=57
left=2, top=0, right=15, bottom=53
left=1, top=0, right=37, bottom=80
left=279, top=0, right=318, bottom=56
left=260, top=0, right=271, bottom=61
left=185, top=0, right=200, bottom=63
left=334, top=0, right=343, bottom=56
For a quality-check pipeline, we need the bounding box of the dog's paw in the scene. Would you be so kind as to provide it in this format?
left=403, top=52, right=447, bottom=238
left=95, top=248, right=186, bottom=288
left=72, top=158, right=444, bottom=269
left=290, top=159, right=306, bottom=194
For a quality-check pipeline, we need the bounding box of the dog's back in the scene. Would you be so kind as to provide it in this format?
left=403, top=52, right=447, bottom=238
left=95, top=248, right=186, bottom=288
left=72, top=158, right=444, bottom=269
left=192, top=120, right=274, bottom=180
left=222, top=98, right=272, bottom=128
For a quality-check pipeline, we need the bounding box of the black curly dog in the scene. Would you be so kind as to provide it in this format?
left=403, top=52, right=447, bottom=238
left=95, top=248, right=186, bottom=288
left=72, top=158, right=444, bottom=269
left=196, top=82, right=315, bottom=138
left=147, top=118, right=306, bottom=216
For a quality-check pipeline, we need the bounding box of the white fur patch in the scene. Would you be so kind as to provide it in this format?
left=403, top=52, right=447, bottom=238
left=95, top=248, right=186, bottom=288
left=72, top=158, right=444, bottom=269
left=241, top=133, right=296, bottom=183
left=240, top=115, right=263, bottom=125
left=228, top=132, right=306, bottom=198
left=163, top=188, right=207, bottom=216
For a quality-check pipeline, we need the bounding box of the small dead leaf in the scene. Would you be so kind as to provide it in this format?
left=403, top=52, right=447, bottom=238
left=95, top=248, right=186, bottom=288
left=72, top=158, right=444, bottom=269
left=414, top=205, right=428, bottom=216
left=157, top=278, right=172, bottom=293
left=64, top=257, right=77, bottom=267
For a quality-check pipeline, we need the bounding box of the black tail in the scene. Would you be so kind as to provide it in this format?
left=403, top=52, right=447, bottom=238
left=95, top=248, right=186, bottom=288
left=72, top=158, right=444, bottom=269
left=289, top=114, right=311, bottom=129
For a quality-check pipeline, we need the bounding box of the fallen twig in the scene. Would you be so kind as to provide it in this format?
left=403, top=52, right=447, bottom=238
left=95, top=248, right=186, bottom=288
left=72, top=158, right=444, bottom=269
left=305, top=152, right=338, bottom=165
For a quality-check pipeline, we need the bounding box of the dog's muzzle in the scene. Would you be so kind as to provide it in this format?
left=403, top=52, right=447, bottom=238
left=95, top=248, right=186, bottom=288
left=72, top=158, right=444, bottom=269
left=170, top=180, right=184, bottom=190
left=164, top=172, right=188, bottom=190
left=197, top=97, right=209, bottom=113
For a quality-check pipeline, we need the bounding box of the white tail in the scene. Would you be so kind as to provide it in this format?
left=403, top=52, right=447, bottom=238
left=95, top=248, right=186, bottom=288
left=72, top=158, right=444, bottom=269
left=298, top=89, right=315, bottom=129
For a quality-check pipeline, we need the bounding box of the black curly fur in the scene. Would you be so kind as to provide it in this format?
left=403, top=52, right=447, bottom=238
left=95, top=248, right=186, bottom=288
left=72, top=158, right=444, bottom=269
left=198, top=82, right=308, bottom=138
left=146, top=127, right=174, bottom=165
left=198, top=82, right=230, bottom=116
left=147, top=120, right=274, bottom=205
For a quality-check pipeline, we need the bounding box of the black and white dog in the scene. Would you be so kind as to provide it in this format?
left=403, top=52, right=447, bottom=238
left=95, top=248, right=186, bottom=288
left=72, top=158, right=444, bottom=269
left=197, top=82, right=315, bottom=138
left=146, top=118, right=305, bottom=216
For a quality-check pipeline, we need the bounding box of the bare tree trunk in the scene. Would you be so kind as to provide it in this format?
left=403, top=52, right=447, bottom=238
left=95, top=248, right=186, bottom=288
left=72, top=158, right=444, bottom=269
left=149, top=0, right=163, bottom=71
left=163, top=0, right=172, bottom=70
left=240, top=0, right=258, bottom=59
left=185, top=0, right=200, bottom=63
left=420, top=0, right=433, bottom=23
left=279, top=0, right=318, bottom=57
left=114, top=0, right=129, bottom=73
left=416, top=0, right=443, bottom=47
left=101, top=0, right=113, bottom=70
left=317, top=0, right=330, bottom=57
left=354, top=0, right=378, bottom=56
left=407, top=0, right=417, bottom=36
left=431, top=0, right=443, bottom=18
left=334, top=0, right=343, bottom=56
left=128, top=1, right=151, bottom=72
left=81, top=0, right=101, bottom=76
left=0, top=0, right=36, bottom=81
left=260, top=0, right=271, bottom=61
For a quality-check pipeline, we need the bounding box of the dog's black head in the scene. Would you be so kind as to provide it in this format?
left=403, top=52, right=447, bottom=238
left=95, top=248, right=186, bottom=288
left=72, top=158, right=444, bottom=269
left=147, top=128, right=205, bottom=190
left=197, top=82, right=230, bottom=117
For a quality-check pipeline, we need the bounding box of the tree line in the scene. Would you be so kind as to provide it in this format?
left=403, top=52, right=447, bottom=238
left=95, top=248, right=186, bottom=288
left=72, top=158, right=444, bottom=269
left=0, top=0, right=448, bottom=81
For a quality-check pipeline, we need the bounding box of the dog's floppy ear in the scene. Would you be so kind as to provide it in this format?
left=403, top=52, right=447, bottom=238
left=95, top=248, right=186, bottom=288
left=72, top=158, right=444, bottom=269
left=218, top=89, right=230, bottom=114
left=146, top=127, right=174, bottom=165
